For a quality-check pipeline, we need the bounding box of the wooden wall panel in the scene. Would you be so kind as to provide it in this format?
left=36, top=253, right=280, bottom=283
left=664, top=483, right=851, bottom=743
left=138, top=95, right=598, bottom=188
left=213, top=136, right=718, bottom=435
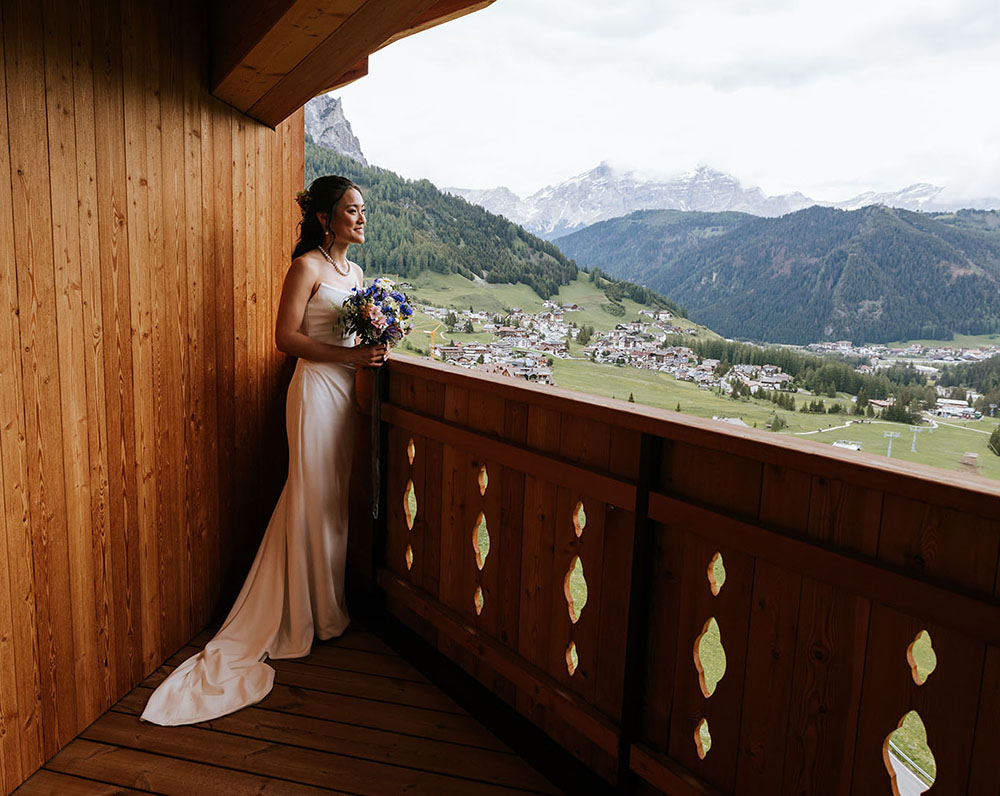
left=0, top=0, right=305, bottom=790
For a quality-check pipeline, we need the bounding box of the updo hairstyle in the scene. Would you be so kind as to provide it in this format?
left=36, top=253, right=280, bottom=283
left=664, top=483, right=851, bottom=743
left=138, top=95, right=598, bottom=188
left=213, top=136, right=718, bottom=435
left=292, top=175, right=361, bottom=259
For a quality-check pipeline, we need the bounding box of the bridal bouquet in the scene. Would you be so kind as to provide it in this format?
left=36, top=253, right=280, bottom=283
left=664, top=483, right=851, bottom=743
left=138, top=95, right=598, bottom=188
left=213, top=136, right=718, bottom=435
left=341, top=278, right=414, bottom=522
left=340, top=277, right=414, bottom=346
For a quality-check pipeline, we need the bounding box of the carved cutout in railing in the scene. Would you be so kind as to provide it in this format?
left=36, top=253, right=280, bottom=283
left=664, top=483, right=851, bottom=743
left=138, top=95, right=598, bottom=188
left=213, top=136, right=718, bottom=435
left=404, top=544, right=413, bottom=571
left=566, top=640, right=579, bottom=676
left=406, top=437, right=415, bottom=465
left=694, top=617, right=726, bottom=698
left=403, top=479, right=417, bottom=531
left=564, top=555, right=588, bottom=624
left=473, top=511, right=490, bottom=570
left=707, top=551, right=726, bottom=596
left=907, top=630, right=937, bottom=686
left=884, top=710, right=935, bottom=796
left=478, top=464, right=488, bottom=496
left=374, top=361, right=1000, bottom=795
left=573, top=500, right=586, bottom=538
left=695, top=718, right=712, bottom=760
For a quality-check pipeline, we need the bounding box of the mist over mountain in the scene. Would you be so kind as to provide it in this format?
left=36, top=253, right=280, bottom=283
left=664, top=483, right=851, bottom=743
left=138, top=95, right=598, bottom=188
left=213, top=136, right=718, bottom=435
left=557, top=206, right=1000, bottom=345
left=447, top=164, right=1000, bottom=240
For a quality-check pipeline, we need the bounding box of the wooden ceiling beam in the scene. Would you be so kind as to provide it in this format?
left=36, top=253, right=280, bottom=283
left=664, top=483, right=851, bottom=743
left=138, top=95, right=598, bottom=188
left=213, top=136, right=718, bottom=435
left=377, top=0, right=495, bottom=50
left=211, top=0, right=496, bottom=128
left=318, top=57, right=370, bottom=96
left=246, top=0, right=441, bottom=127
left=212, top=0, right=366, bottom=114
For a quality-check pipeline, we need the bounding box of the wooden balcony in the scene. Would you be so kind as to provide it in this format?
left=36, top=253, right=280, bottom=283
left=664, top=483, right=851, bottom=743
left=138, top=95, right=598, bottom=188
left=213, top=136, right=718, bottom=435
left=357, top=356, right=1000, bottom=795
left=10, top=356, right=1000, bottom=795
left=12, top=621, right=560, bottom=795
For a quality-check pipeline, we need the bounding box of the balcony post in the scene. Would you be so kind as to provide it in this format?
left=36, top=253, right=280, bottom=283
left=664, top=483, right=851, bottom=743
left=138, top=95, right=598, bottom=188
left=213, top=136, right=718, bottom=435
left=371, top=366, right=391, bottom=612
left=617, top=432, right=662, bottom=793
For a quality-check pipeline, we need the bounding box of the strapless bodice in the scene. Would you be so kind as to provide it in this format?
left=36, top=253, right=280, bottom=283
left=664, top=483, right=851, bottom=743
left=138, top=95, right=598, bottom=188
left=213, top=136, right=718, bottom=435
left=302, top=282, right=356, bottom=347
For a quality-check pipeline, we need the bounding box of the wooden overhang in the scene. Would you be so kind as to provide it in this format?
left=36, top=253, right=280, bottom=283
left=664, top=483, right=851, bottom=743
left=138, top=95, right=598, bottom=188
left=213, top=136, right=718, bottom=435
left=211, top=0, right=496, bottom=128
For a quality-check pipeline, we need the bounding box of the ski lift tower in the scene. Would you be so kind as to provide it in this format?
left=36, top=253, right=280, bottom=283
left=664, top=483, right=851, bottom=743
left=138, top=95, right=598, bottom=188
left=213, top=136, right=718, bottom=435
left=884, top=431, right=900, bottom=458
left=908, top=425, right=923, bottom=453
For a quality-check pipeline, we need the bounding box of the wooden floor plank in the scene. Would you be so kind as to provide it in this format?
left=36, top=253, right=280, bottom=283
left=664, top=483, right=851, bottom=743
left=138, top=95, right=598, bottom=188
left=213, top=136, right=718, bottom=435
left=189, top=625, right=398, bottom=657
left=167, top=635, right=427, bottom=681
left=13, top=768, right=154, bottom=795
left=15, top=620, right=559, bottom=795
left=111, top=691, right=559, bottom=793
left=159, top=645, right=456, bottom=712
left=303, top=639, right=431, bottom=682
left=44, top=739, right=337, bottom=795
left=134, top=672, right=510, bottom=752
left=82, top=712, right=550, bottom=795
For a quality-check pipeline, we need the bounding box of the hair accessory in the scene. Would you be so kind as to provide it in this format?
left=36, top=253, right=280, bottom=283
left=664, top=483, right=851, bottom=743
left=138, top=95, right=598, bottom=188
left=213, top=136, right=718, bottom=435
left=295, top=189, right=311, bottom=215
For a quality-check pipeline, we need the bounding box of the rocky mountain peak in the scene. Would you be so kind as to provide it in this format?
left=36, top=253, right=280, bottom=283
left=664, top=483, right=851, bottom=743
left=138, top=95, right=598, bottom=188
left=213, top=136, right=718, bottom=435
left=304, top=94, right=368, bottom=167
left=448, top=162, right=1000, bottom=241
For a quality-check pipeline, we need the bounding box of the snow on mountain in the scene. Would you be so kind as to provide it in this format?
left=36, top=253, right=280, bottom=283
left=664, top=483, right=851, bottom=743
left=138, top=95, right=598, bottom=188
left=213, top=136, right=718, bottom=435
left=304, top=94, right=368, bottom=167
left=448, top=164, right=817, bottom=239
left=447, top=166, right=999, bottom=240
left=303, top=96, right=999, bottom=237
left=831, top=183, right=943, bottom=211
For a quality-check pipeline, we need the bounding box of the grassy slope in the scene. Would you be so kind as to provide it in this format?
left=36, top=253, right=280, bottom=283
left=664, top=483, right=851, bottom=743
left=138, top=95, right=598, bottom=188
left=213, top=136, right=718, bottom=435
left=886, top=332, right=1000, bottom=349
left=378, top=269, right=718, bottom=334
left=380, top=270, right=1000, bottom=482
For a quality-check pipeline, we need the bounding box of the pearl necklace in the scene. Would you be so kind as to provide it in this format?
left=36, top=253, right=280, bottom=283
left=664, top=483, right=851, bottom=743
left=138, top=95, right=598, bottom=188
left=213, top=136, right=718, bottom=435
left=317, top=243, right=350, bottom=276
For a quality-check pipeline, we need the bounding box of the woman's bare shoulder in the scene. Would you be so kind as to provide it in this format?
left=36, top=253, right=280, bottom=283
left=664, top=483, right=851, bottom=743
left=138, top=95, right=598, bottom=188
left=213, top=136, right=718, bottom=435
left=287, top=253, right=323, bottom=283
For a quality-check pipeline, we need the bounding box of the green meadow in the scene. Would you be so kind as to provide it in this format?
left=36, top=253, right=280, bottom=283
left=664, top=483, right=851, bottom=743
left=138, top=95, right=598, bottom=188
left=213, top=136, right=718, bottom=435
left=885, top=332, right=1000, bottom=349
left=374, top=270, right=719, bottom=337
left=382, top=271, right=1000, bottom=483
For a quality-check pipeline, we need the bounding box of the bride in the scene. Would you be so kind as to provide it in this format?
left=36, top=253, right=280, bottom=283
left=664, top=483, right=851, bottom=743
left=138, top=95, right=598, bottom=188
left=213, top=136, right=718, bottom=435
left=141, top=175, right=387, bottom=725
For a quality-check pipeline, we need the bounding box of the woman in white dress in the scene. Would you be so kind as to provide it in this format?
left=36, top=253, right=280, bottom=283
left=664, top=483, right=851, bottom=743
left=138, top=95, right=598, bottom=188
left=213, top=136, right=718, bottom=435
left=141, top=176, right=387, bottom=725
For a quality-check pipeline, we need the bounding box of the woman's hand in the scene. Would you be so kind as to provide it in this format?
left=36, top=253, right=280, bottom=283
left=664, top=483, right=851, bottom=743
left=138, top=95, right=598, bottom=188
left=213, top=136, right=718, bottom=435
left=350, top=343, right=389, bottom=368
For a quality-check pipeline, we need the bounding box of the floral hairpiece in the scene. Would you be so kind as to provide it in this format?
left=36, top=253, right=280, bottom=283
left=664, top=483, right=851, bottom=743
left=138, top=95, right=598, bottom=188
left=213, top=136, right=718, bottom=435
left=295, top=189, right=311, bottom=214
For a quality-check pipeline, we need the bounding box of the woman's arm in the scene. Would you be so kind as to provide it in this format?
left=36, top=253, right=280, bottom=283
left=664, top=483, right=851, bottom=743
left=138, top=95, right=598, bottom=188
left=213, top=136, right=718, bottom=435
left=274, top=257, right=385, bottom=367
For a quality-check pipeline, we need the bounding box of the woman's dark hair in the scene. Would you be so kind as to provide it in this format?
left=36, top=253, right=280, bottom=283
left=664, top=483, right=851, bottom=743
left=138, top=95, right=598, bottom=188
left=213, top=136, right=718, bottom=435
left=292, top=175, right=361, bottom=259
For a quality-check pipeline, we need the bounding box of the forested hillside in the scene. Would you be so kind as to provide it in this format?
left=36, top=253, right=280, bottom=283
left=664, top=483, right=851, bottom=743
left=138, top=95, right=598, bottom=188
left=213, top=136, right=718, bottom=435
left=305, top=141, right=575, bottom=297
left=558, top=205, right=1000, bottom=344
left=304, top=140, right=687, bottom=317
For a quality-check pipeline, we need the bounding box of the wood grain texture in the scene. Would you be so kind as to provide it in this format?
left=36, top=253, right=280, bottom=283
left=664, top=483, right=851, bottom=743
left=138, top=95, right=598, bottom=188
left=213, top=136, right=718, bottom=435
left=6, top=0, right=79, bottom=759
left=733, top=465, right=808, bottom=795
left=13, top=616, right=557, bottom=796
left=382, top=363, right=1000, bottom=795
left=0, top=0, right=303, bottom=789
left=0, top=3, right=40, bottom=785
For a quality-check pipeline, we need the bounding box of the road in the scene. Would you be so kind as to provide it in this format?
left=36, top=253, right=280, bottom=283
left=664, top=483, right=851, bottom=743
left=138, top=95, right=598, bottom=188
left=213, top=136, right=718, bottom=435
left=888, top=750, right=931, bottom=796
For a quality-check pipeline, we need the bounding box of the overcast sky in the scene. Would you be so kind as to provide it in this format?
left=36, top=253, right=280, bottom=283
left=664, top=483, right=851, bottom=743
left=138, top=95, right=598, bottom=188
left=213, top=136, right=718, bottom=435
left=335, top=0, right=1000, bottom=202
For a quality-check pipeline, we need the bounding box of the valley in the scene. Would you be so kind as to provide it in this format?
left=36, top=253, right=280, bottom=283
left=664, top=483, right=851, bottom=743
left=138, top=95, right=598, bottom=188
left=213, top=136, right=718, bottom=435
left=380, top=271, right=1000, bottom=482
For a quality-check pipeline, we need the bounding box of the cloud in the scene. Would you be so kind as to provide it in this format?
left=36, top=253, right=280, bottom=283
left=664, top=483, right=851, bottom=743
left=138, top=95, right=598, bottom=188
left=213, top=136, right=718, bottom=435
left=336, top=0, right=1000, bottom=199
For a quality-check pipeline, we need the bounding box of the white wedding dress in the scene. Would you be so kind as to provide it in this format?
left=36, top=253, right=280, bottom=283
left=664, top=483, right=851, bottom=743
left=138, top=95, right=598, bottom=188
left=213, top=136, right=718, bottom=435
left=141, top=283, right=357, bottom=725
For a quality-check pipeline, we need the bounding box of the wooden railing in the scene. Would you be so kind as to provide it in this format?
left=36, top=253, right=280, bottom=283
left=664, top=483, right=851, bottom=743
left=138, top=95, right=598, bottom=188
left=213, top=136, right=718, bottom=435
left=362, top=357, right=1000, bottom=795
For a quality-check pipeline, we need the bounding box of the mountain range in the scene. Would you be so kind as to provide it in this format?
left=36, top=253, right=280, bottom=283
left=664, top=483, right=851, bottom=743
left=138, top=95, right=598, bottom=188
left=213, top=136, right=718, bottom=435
left=557, top=206, right=1000, bottom=345
left=302, top=140, right=678, bottom=317
left=446, top=163, right=1000, bottom=240
left=305, top=95, right=1000, bottom=345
